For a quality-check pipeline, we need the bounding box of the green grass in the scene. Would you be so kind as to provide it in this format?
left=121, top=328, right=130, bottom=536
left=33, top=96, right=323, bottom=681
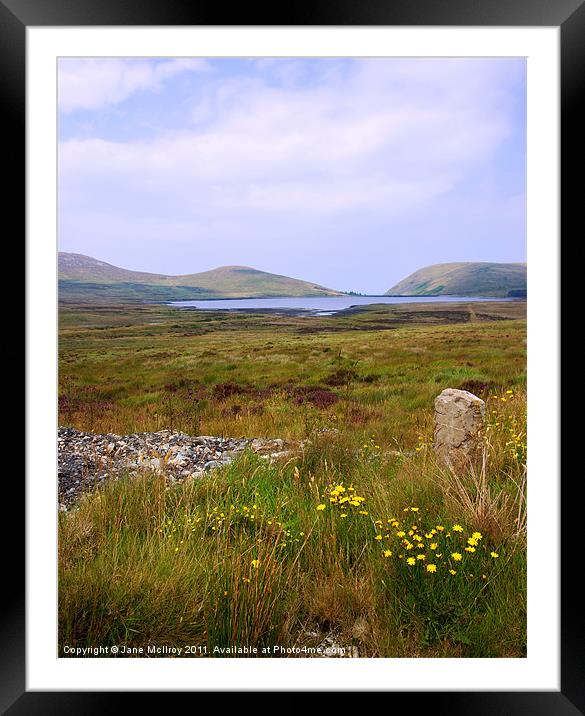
left=59, top=254, right=342, bottom=303
left=58, top=300, right=527, bottom=657
left=59, top=300, right=525, bottom=445
left=387, top=262, right=527, bottom=297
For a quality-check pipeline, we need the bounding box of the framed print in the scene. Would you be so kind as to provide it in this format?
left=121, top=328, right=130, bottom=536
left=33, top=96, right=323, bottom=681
left=10, top=0, right=579, bottom=709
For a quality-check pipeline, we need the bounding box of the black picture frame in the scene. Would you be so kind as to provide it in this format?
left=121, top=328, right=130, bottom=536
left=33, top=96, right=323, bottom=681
left=11, top=0, right=578, bottom=709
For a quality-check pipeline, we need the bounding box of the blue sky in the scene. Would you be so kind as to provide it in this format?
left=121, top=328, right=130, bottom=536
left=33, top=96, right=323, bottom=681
left=58, top=57, right=526, bottom=294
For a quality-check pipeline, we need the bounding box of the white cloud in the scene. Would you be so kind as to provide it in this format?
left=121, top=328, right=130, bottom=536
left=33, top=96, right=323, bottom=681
left=58, top=58, right=209, bottom=113
left=59, top=59, right=522, bottom=222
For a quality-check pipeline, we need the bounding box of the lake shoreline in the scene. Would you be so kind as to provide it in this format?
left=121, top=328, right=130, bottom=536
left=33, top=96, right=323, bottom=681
left=164, top=295, right=523, bottom=318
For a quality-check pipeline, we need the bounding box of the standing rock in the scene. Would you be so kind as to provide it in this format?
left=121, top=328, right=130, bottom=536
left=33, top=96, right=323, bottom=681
left=433, top=388, right=485, bottom=469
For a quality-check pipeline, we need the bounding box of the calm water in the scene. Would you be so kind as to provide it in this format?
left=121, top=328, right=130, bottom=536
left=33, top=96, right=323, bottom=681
left=168, top=295, right=512, bottom=316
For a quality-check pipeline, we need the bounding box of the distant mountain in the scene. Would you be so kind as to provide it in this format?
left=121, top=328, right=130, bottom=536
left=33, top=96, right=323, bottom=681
left=58, top=253, right=343, bottom=303
left=386, top=262, right=527, bottom=298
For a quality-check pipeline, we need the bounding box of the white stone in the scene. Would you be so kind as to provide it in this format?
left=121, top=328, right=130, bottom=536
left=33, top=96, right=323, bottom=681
left=434, top=388, right=485, bottom=468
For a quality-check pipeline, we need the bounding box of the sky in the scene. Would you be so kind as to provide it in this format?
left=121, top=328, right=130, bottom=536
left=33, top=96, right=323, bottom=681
left=58, top=57, right=526, bottom=294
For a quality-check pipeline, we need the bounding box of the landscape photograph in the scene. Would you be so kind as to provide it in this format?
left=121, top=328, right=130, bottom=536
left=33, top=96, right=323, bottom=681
left=58, top=56, right=527, bottom=659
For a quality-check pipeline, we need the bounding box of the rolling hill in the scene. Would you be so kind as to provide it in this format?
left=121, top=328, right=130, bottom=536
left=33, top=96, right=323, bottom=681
left=58, top=253, right=343, bottom=303
left=386, top=262, right=527, bottom=298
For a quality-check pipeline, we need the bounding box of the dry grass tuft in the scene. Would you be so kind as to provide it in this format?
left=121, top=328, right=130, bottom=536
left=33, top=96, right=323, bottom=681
left=437, top=444, right=527, bottom=545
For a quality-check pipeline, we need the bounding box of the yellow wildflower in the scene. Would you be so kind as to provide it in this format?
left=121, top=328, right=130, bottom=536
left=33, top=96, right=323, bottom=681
left=451, top=552, right=463, bottom=561
left=426, top=564, right=437, bottom=573
left=316, top=504, right=326, bottom=511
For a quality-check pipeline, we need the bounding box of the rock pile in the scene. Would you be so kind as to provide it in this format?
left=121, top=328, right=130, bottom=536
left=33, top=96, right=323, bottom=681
left=58, top=427, right=295, bottom=509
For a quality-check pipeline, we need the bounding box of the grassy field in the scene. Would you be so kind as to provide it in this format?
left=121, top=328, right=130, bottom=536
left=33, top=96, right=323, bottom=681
left=58, top=300, right=527, bottom=657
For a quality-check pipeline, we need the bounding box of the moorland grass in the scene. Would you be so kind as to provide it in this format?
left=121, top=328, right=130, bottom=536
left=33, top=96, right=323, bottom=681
left=58, top=302, right=526, bottom=657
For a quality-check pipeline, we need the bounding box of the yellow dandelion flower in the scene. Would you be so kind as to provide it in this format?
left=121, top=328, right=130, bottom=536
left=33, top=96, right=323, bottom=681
left=449, top=569, right=457, bottom=575
left=251, top=559, right=260, bottom=569
left=340, top=513, right=348, bottom=518
left=490, top=552, right=499, bottom=558
left=407, top=557, right=416, bottom=566
left=416, top=554, right=426, bottom=561
left=375, top=535, right=383, bottom=541
left=451, top=552, right=463, bottom=561
left=430, top=543, right=438, bottom=550
left=465, top=546, right=476, bottom=553
left=316, top=504, right=326, bottom=511
left=426, top=564, right=437, bottom=573
left=452, top=525, right=464, bottom=532
left=383, top=550, right=392, bottom=558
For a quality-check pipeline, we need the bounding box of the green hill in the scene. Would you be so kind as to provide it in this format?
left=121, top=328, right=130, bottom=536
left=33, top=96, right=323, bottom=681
left=386, top=262, right=527, bottom=298
left=58, top=253, right=342, bottom=303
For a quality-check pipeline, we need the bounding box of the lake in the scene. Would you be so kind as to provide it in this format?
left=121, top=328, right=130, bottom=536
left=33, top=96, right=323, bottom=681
left=168, top=295, right=514, bottom=316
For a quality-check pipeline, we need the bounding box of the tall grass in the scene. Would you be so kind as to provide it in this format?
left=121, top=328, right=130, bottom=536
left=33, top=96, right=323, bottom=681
left=59, top=390, right=526, bottom=658
left=59, top=305, right=526, bottom=657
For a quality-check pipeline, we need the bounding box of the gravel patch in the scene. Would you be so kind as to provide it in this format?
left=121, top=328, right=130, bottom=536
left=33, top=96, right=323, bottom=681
left=58, top=427, right=295, bottom=510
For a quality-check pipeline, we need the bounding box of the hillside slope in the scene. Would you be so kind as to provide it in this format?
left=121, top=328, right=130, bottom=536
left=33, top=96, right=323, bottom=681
left=59, top=253, right=342, bottom=303
left=386, top=262, right=527, bottom=298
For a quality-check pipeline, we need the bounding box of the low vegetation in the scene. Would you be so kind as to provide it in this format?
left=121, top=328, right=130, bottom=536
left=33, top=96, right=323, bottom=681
left=58, top=300, right=526, bottom=657
left=387, top=262, right=527, bottom=297
left=58, top=252, right=342, bottom=303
